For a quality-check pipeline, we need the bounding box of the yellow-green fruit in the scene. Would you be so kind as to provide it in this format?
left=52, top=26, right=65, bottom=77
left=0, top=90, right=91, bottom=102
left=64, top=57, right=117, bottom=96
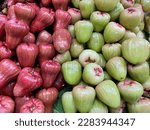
left=121, top=38, right=149, bottom=64
left=106, top=57, right=127, bottom=81
left=96, top=80, right=121, bottom=108
left=89, top=98, right=108, bottom=113
left=127, top=97, right=150, bottom=113
left=72, top=85, right=96, bottom=113
left=142, top=76, right=150, bottom=97
left=98, top=54, right=106, bottom=68
left=62, top=92, right=77, bottom=113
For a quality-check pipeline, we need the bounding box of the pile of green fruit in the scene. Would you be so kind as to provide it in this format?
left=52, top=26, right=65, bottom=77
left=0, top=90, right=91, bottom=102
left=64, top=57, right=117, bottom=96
left=57, top=0, right=150, bottom=113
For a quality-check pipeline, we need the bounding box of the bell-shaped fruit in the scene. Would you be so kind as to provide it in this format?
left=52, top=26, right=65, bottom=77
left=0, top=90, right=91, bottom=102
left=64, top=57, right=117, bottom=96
left=16, top=43, right=38, bottom=67
left=5, top=19, right=29, bottom=50
left=72, top=85, right=96, bottom=113
left=52, top=0, right=70, bottom=10
left=54, top=9, right=71, bottom=31
left=0, top=59, right=21, bottom=89
left=90, top=11, right=110, bottom=32
left=31, top=8, right=54, bottom=33
left=70, top=39, right=84, bottom=58
left=109, top=2, right=124, bottom=21
left=41, top=0, right=51, bottom=7
left=62, top=60, right=82, bottom=85
left=53, top=51, right=72, bottom=64
left=67, top=8, right=81, bottom=25
left=79, top=0, right=95, bottom=19
left=121, top=38, right=149, bottom=64
left=119, top=7, right=142, bottom=30
left=41, top=60, right=61, bottom=88
left=13, top=67, right=43, bottom=97
left=139, top=0, right=150, bottom=12
left=36, top=88, right=58, bottom=113
left=83, top=63, right=104, bottom=86
left=23, top=32, right=35, bottom=43
left=14, top=3, right=36, bottom=25
left=102, top=43, right=121, bottom=61
left=71, top=0, right=80, bottom=8
left=87, top=32, right=104, bottom=53
left=127, top=97, right=150, bottom=113
left=53, top=29, right=72, bottom=53
left=38, top=43, right=55, bottom=65
left=0, top=14, right=7, bottom=40
left=89, top=98, right=108, bottom=113
left=94, top=0, right=120, bottom=12
left=79, top=49, right=100, bottom=67
left=75, top=20, right=93, bottom=44
left=121, top=0, right=135, bottom=8
left=104, top=22, right=126, bottom=43
left=118, top=79, right=143, bottom=104
left=96, top=80, right=121, bottom=108
left=62, top=92, right=77, bottom=113
left=106, top=57, right=127, bottom=81
left=128, top=62, right=149, bottom=83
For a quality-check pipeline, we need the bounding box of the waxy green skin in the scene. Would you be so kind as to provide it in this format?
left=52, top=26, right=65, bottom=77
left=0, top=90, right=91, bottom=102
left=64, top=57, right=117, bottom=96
left=103, top=71, right=112, bottom=80
left=94, top=0, right=120, bottom=12
left=121, top=38, right=149, bottom=65
left=89, top=98, right=108, bottom=113
left=140, top=0, right=150, bottom=12
left=98, top=54, right=106, bottom=68
left=68, top=25, right=75, bottom=38
left=79, top=49, right=100, bottom=67
left=104, top=22, right=125, bottom=43
left=117, top=79, right=143, bottom=104
left=62, top=92, right=77, bottom=113
left=82, top=63, right=104, bottom=86
left=70, top=39, right=84, bottom=58
left=128, top=62, right=149, bottom=83
left=136, top=31, right=145, bottom=39
left=53, top=51, right=72, bottom=64
left=87, top=33, right=104, bottom=53
left=79, top=0, right=95, bottom=19
left=75, top=20, right=93, bottom=44
left=71, top=0, right=80, bottom=8
left=72, top=85, right=96, bottom=113
left=127, top=97, right=150, bottom=113
left=106, top=57, right=127, bottom=81
left=62, top=61, right=82, bottom=85
left=109, top=2, right=124, bottom=21
left=121, top=0, right=135, bottom=8
left=90, top=11, right=110, bottom=32
left=102, top=43, right=121, bottom=61
left=96, top=80, right=121, bottom=108
left=119, top=7, right=142, bottom=30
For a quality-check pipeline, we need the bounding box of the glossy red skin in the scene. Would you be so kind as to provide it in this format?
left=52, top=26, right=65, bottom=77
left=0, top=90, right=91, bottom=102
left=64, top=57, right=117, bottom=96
left=22, top=32, right=35, bottom=43
left=0, top=15, right=7, bottom=40
left=41, top=60, right=61, bottom=88
left=36, top=30, right=52, bottom=45
left=16, top=43, right=38, bottom=67
left=13, top=67, right=43, bottom=97
left=0, top=59, right=21, bottom=89
left=5, top=19, right=29, bottom=50
left=0, top=42, right=14, bottom=61
left=54, top=9, right=71, bottom=31
left=0, top=95, right=15, bottom=113
left=14, top=3, right=36, bottom=25
left=38, top=43, right=56, bottom=65
left=0, top=82, right=15, bottom=97
left=36, top=87, right=58, bottom=113
left=15, top=96, right=31, bottom=113
left=7, top=5, right=16, bottom=19
left=20, top=98, right=45, bottom=113
left=27, top=3, right=40, bottom=13
left=31, top=8, right=54, bottom=33
left=53, top=29, right=72, bottom=53
left=7, top=0, right=15, bottom=7
left=53, top=72, right=65, bottom=91
left=41, top=0, right=51, bottom=7
left=52, top=0, right=70, bottom=10
left=67, top=8, right=81, bottom=24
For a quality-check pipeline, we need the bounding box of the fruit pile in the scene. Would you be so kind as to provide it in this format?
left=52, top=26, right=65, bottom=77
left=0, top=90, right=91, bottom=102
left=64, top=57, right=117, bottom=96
left=0, top=0, right=150, bottom=113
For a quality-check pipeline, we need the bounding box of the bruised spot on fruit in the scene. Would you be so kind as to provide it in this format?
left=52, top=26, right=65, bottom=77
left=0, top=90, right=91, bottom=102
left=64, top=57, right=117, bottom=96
left=85, top=57, right=95, bottom=63
left=124, top=80, right=136, bottom=86
left=128, top=8, right=136, bottom=13
left=94, top=67, right=102, bottom=76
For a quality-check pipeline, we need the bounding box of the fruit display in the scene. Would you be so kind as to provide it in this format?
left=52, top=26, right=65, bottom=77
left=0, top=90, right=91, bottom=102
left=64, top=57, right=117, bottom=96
left=0, top=0, right=150, bottom=113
